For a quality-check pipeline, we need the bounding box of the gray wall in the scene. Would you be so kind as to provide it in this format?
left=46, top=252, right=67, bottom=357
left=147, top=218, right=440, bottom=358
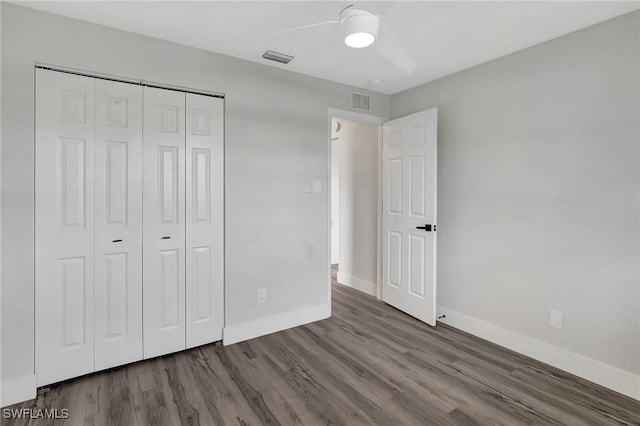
left=0, top=3, right=390, bottom=386
left=336, top=119, right=379, bottom=287
left=391, top=11, right=639, bottom=374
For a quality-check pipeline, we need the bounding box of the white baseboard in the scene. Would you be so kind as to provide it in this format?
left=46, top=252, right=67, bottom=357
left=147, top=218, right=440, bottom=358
left=223, top=303, right=331, bottom=346
left=337, top=272, right=376, bottom=297
left=1, top=374, right=37, bottom=407
left=437, top=305, right=640, bottom=401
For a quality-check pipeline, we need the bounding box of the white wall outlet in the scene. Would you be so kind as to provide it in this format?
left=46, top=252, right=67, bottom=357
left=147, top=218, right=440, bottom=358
left=313, top=180, right=322, bottom=193
left=257, top=288, right=267, bottom=304
left=549, top=310, right=563, bottom=330
left=304, top=183, right=312, bottom=193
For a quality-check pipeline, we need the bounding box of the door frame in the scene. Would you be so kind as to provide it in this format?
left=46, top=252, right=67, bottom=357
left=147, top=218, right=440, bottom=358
left=326, top=108, right=387, bottom=303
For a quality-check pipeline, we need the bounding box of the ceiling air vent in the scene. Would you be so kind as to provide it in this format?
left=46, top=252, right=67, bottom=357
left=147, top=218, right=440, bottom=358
left=351, top=92, right=371, bottom=112
left=262, top=50, right=294, bottom=64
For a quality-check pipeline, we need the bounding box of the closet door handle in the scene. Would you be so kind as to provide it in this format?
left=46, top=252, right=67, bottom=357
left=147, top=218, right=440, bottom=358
left=112, top=239, right=123, bottom=243
left=161, top=236, right=171, bottom=240
left=416, top=224, right=435, bottom=232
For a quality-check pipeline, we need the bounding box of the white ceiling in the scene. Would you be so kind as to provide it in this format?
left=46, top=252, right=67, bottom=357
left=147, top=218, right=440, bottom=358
left=15, top=1, right=639, bottom=95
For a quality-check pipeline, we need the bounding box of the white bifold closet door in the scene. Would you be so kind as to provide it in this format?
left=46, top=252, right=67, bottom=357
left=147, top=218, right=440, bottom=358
left=185, top=93, right=224, bottom=348
left=94, top=79, right=144, bottom=370
left=143, top=87, right=187, bottom=359
left=35, top=70, right=144, bottom=386
left=142, top=88, right=224, bottom=357
left=36, top=70, right=96, bottom=386
left=36, top=69, right=224, bottom=385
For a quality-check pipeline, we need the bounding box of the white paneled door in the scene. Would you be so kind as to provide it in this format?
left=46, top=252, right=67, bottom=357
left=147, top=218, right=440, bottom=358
left=382, top=109, right=438, bottom=325
left=142, top=87, right=187, bottom=359
left=94, top=80, right=144, bottom=370
left=185, top=93, right=224, bottom=348
left=35, top=70, right=96, bottom=386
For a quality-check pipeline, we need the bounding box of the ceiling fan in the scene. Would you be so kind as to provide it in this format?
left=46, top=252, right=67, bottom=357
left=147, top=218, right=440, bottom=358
left=254, top=4, right=416, bottom=74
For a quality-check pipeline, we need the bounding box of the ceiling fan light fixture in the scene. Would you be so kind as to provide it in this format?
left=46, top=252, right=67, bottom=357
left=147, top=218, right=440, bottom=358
left=345, top=32, right=375, bottom=48
left=341, top=8, right=379, bottom=48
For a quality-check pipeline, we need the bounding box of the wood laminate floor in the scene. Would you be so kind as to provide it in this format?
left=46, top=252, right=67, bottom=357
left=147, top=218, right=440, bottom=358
left=4, top=268, right=640, bottom=425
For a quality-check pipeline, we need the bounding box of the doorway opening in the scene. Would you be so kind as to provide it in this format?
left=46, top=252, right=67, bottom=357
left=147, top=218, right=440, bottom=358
left=327, top=107, right=438, bottom=327
left=328, top=112, right=383, bottom=300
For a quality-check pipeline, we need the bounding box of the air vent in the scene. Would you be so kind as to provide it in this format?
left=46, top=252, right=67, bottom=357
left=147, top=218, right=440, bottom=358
left=351, top=92, right=371, bottom=111
left=262, top=50, right=294, bottom=64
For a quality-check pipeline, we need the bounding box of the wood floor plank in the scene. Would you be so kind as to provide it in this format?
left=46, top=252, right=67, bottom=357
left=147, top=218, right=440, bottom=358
left=214, top=347, right=281, bottom=426
left=324, top=327, right=461, bottom=416
left=105, top=368, right=136, bottom=426
left=278, top=330, right=406, bottom=425
left=282, top=365, right=373, bottom=426
left=193, top=345, right=265, bottom=426
left=162, top=354, right=207, bottom=426
left=222, top=353, right=308, bottom=425
left=134, top=388, right=174, bottom=426
left=4, top=266, right=640, bottom=425
left=79, top=373, right=107, bottom=426
left=249, top=354, right=325, bottom=425
left=127, top=359, right=158, bottom=394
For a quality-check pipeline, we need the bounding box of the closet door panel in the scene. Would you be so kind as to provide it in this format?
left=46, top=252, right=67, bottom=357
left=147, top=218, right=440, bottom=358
left=94, top=80, right=143, bottom=370
left=35, top=69, right=95, bottom=386
left=186, top=94, right=224, bottom=348
left=143, top=87, right=186, bottom=358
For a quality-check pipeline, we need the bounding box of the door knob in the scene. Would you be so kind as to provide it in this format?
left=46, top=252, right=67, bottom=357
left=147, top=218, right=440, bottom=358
left=112, top=239, right=123, bottom=243
left=416, top=224, right=435, bottom=232
left=161, top=236, right=171, bottom=240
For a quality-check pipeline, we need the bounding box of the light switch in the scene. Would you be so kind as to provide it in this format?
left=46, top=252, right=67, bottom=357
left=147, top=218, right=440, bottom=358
left=313, top=180, right=322, bottom=193
left=304, top=183, right=312, bottom=193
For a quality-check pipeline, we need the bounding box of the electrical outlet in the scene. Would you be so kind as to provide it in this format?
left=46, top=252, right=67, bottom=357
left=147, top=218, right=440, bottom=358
left=257, top=288, right=266, bottom=304
left=549, top=310, right=563, bottom=330
left=313, top=180, right=322, bottom=193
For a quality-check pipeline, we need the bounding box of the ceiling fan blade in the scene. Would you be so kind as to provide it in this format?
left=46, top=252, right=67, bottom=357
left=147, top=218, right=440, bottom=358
left=375, top=20, right=416, bottom=74
left=240, top=20, right=339, bottom=42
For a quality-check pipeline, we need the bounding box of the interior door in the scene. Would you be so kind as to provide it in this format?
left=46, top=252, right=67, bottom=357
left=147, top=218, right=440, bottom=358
left=143, top=86, right=187, bottom=358
left=35, top=69, right=96, bottom=385
left=382, top=108, right=437, bottom=325
left=185, top=93, right=224, bottom=348
left=94, top=79, right=144, bottom=370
